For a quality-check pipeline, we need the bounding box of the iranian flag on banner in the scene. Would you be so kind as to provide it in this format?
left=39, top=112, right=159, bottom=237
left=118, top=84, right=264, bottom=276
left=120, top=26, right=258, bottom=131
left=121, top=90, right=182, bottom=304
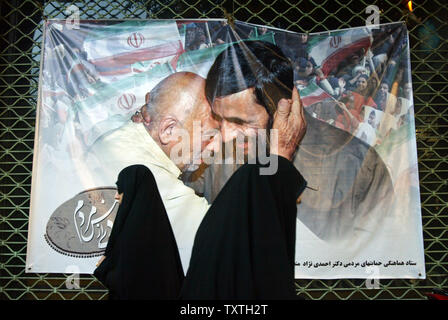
left=75, top=62, right=174, bottom=146
left=299, top=78, right=332, bottom=107
left=82, top=20, right=184, bottom=82
left=307, top=27, right=372, bottom=76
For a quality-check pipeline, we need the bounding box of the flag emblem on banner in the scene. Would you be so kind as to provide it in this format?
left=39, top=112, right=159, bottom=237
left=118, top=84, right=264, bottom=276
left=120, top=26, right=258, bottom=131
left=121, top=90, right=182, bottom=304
left=127, top=32, right=145, bottom=48
left=117, top=93, right=137, bottom=110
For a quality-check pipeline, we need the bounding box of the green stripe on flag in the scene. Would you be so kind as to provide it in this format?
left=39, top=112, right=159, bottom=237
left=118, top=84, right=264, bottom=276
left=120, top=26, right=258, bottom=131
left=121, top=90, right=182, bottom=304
left=252, top=32, right=276, bottom=45
left=307, top=30, right=349, bottom=52
left=299, top=79, right=320, bottom=96
left=306, top=34, right=327, bottom=51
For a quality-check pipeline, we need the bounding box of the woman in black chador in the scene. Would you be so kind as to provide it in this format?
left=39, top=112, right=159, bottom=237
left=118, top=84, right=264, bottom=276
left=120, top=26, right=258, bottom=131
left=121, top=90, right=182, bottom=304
left=93, top=165, right=184, bottom=300
left=180, top=157, right=306, bottom=300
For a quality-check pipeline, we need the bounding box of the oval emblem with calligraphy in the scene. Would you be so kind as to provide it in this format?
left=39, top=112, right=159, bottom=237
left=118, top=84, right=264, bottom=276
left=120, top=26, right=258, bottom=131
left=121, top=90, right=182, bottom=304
left=329, top=35, right=342, bottom=48
left=45, top=187, right=119, bottom=258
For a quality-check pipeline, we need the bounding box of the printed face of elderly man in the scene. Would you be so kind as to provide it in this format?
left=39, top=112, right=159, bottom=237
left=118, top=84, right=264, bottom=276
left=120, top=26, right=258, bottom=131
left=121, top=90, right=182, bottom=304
left=134, top=72, right=220, bottom=173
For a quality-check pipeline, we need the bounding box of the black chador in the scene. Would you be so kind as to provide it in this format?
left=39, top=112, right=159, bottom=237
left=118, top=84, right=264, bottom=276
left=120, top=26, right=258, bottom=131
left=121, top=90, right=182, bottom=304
left=181, top=156, right=306, bottom=299
left=94, top=165, right=184, bottom=299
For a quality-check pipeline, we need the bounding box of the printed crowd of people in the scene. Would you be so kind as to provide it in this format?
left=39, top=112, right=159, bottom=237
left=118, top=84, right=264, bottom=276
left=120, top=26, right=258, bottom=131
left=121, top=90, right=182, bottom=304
left=294, top=25, right=413, bottom=147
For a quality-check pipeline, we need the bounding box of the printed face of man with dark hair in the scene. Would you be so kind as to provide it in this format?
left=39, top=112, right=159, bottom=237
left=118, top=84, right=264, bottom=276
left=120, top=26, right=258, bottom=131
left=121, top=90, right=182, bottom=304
left=203, top=42, right=311, bottom=166
left=211, top=88, right=270, bottom=152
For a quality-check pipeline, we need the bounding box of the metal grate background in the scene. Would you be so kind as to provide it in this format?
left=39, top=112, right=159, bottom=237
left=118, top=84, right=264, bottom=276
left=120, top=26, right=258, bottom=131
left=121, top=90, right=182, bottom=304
left=0, top=0, right=447, bottom=300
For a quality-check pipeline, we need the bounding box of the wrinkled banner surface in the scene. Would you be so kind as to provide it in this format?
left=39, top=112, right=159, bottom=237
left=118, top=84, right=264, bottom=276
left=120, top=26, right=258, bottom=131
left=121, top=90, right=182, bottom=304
left=26, top=19, right=425, bottom=279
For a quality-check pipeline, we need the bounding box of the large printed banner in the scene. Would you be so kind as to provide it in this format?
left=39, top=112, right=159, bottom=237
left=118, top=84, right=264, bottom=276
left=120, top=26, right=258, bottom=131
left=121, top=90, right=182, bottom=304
left=27, top=19, right=425, bottom=279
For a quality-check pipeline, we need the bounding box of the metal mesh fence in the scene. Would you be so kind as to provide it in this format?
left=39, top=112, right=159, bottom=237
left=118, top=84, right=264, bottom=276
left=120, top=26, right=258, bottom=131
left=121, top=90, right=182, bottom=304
left=0, top=0, right=447, bottom=300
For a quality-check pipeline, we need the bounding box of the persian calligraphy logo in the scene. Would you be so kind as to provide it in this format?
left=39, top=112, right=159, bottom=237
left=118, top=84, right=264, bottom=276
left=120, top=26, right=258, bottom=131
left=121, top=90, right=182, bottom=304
left=44, top=187, right=118, bottom=258
left=127, top=32, right=144, bottom=48
left=330, top=35, right=342, bottom=48
left=117, top=93, right=136, bottom=110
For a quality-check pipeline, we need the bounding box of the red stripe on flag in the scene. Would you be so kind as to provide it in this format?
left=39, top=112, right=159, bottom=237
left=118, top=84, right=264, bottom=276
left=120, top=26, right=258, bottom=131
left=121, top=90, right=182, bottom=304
left=169, top=48, right=185, bottom=71
left=170, top=38, right=185, bottom=71
left=301, top=92, right=331, bottom=107
left=90, top=40, right=184, bottom=68
left=320, top=37, right=371, bottom=76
